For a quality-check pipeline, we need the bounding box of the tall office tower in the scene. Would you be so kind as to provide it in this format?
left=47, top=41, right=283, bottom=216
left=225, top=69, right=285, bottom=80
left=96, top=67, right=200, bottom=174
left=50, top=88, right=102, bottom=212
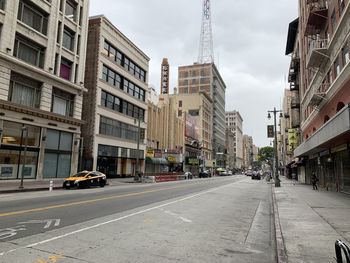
left=0, top=0, right=89, bottom=181
left=178, top=63, right=226, bottom=167
left=226, top=111, right=244, bottom=169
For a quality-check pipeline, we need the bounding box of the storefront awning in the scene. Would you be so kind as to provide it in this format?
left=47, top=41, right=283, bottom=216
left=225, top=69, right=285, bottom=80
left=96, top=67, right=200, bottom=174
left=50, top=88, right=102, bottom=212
left=294, top=105, right=350, bottom=156
left=145, top=157, right=168, bottom=165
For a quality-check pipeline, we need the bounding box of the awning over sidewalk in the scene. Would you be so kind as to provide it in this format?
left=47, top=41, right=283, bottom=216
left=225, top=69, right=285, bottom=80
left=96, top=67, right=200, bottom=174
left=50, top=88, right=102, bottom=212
left=294, top=105, right=350, bottom=156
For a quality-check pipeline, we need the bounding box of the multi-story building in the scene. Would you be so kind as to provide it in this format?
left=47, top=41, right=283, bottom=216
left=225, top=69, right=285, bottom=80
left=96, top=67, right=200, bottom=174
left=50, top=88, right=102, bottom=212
left=285, top=17, right=303, bottom=180
left=146, top=94, right=184, bottom=173
left=243, top=135, right=253, bottom=169
left=170, top=92, right=213, bottom=169
left=0, top=0, right=89, bottom=181
left=225, top=129, right=235, bottom=169
left=292, top=0, right=350, bottom=192
left=178, top=63, right=226, bottom=167
left=82, top=15, right=149, bottom=178
left=226, top=110, right=244, bottom=169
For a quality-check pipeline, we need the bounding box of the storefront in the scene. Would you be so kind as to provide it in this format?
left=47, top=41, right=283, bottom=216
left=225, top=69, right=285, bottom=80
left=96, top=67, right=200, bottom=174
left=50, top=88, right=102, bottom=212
left=294, top=105, right=350, bottom=193
left=0, top=121, right=40, bottom=180
left=96, top=144, right=144, bottom=178
left=0, top=121, right=77, bottom=180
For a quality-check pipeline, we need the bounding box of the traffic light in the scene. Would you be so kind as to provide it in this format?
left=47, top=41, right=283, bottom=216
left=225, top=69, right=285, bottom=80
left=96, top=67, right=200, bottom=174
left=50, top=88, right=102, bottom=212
left=267, top=125, right=274, bottom=138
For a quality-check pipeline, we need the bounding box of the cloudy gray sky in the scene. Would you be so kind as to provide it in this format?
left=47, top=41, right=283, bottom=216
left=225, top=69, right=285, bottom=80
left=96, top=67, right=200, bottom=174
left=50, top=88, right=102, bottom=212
left=90, top=0, right=298, bottom=147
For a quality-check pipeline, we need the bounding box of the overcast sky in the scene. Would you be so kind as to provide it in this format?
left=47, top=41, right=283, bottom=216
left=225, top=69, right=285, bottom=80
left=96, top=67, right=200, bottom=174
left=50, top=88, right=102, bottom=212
left=89, top=0, right=298, bottom=147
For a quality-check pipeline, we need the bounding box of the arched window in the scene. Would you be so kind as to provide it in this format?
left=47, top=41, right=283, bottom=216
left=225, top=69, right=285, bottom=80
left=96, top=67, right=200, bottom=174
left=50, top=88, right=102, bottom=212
left=313, top=127, right=316, bottom=132
left=336, top=102, right=345, bottom=112
left=306, top=134, right=309, bottom=139
left=324, top=115, right=330, bottom=123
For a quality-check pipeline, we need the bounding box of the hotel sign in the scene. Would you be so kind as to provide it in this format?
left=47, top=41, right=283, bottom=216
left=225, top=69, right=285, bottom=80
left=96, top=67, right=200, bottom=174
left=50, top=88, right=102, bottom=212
left=161, top=58, right=170, bottom=94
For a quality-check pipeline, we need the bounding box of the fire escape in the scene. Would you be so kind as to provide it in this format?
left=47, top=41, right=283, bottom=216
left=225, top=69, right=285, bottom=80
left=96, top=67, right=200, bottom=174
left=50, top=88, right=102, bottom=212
left=304, top=0, right=329, bottom=107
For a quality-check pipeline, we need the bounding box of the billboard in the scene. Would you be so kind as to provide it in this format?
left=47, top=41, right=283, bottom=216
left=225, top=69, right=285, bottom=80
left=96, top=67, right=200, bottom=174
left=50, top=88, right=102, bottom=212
left=185, top=113, right=199, bottom=140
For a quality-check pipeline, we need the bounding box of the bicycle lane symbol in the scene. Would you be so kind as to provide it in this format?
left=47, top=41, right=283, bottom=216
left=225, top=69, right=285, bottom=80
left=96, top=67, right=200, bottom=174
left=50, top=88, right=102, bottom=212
left=0, top=225, right=27, bottom=240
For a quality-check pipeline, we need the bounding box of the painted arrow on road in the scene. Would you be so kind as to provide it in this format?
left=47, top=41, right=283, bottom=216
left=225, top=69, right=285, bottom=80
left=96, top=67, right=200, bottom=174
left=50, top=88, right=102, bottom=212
left=18, top=219, right=61, bottom=229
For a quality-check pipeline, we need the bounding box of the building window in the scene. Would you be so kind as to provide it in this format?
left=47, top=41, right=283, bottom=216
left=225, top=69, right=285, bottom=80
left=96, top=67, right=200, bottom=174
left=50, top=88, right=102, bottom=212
left=60, top=57, right=72, bottom=80
left=179, top=100, right=182, bottom=107
left=51, top=88, right=74, bottom=117
left=8, top=73, right=41, bottom=108
left=17, top=0, right=48, bottom=35
left=99, top=116, right=141, bottom=142
left=100, top=90, right=145, bottom=121
left=0, top=121, right=40, bottom=180
left=62, top=27, right=75, bottom=51
left=0, top=0, right=5, bottom=10
left=14, top=35, right=45, bottom=68
left=103, top=41, right=146, bottom=82
left=339, top=0, right=345, bottom=15
left=331, top=10, right=337, bottom=34
left=102, top=65, right=145, bottom=102
left=65, top=0, right=77, bottom=22
left=43, top=129, right=73, bottom=178
left=342, top=41, right=349, bottom=66
left=334, top=57, right=341, bottom=77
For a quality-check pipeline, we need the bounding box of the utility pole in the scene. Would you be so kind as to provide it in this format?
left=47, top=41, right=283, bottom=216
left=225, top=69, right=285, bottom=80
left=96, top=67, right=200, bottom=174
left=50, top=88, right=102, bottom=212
left=268, top=108, right=283, bottom=187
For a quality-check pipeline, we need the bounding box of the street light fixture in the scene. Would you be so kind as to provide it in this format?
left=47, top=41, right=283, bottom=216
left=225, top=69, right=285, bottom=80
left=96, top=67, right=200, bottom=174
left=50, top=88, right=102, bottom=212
left=267, top=107, right=283, bottom=187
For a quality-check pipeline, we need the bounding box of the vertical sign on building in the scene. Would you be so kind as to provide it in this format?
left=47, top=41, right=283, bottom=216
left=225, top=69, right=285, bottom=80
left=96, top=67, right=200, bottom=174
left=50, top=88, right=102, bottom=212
left=161, top=58, right=170, bottom=94
left=267, top=125, right=274, bottom=138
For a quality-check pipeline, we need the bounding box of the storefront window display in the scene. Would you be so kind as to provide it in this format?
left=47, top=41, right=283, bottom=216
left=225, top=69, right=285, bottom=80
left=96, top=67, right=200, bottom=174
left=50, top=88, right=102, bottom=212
left=0, top=121, right=40, bottom=180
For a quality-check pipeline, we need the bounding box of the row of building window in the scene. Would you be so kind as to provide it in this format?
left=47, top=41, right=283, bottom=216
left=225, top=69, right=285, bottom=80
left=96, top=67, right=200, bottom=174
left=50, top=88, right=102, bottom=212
left=102, top=65, right=146, bottom=102
left=8, top=72, right=75, bottom=118
left=99, top=116, right=145, bottom=142
left=103, top=41, right=146, bottom=82
left=100, top=90, right=145, bottom=121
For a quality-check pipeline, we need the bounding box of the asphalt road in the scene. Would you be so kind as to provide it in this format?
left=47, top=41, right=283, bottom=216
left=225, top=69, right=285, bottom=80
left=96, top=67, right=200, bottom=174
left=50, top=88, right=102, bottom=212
left=0, top=175, right=276, bottom=263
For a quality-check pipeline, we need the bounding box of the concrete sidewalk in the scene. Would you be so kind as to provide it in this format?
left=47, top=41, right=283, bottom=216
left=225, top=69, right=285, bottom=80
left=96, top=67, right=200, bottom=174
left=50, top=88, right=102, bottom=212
left=274, top=176, right=350, bottom=262
left=0, top=177, right=136, bottom=194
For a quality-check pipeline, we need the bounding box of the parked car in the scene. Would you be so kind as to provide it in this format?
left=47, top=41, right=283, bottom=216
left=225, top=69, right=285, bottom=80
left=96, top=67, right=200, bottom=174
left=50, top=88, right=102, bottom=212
left=227, top=170, right=233, bottom=176
left=199, top=170, right=211, bottom=178
left=245, top=170, right=253, bottom=176
left=251, top=171, right=261, bottom=180
left=63, top=171, right=107, bottom=189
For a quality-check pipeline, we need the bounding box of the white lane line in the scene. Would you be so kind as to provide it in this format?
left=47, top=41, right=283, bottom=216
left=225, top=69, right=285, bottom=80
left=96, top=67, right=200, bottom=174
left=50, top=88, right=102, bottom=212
left=0, top=183, right=233, bottom=257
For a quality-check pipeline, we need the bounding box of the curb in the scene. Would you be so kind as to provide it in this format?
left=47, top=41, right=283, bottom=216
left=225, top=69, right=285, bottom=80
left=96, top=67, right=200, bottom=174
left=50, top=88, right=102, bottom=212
left=272, top=185, right=288, bottom=263
left=0, top=186, right=63, bottom=194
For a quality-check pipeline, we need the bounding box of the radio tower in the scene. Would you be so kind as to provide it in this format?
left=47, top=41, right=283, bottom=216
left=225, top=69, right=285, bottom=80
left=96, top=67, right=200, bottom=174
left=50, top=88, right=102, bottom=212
left=198, top=0, right=214, bottom=64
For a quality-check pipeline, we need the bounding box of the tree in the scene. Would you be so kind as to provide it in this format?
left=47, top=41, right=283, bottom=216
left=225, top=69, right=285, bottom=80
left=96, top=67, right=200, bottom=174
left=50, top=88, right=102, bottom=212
left=258, top=146, right=274, bottom=163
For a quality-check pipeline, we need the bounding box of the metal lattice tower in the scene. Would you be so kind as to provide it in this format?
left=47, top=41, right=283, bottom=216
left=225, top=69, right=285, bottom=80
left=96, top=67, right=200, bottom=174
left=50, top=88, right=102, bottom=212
left=198, top=0, right=214, bottom=64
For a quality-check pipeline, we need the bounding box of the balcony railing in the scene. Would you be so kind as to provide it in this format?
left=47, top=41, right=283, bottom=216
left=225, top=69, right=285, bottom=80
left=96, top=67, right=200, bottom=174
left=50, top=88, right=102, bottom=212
left=305, top=0, right=328, bottom=35
left=291, top=98, right=301, bottom=109
left=306, top=82, right=329, bottom=107
left=306, top=38, right=329, bottom=68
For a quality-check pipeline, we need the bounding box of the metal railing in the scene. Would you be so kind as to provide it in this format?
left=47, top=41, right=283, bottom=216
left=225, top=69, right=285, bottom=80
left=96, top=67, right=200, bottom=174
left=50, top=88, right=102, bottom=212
left=306, top=38, right=329, bottom=67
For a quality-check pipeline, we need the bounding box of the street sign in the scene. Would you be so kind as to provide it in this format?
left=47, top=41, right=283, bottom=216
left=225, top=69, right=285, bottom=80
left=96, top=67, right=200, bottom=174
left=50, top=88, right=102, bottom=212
left=267, top=125, right=274, bottom=138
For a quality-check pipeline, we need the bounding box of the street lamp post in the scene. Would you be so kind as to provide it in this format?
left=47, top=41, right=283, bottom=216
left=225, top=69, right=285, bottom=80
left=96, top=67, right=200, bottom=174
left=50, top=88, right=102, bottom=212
left=19, top=126, right=28, bottom=189
left=268, top=108, right=283, bottom=187
left=134, top=118, right=141, bottom=182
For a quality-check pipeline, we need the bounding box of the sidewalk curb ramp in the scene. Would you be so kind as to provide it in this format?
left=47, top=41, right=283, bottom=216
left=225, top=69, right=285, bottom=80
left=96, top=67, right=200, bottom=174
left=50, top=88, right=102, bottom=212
left=272, top=185, right=288, bottom=263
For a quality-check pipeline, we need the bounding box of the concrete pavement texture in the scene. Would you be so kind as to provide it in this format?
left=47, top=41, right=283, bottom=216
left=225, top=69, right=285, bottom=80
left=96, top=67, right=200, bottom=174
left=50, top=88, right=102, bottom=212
left=275, top=177, right=350, bottom=263
left=0, top=177, right=275, bottom=263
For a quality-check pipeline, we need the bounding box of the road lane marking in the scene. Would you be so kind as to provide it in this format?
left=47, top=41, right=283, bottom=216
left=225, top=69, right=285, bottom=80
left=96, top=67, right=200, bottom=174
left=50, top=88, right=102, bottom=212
left=0, top=184, right=196, bottom=217
left=0, top=183, right=233, bottom=257
left=18, top=219, right=61, bottom=229
left=160, top=208, right=193, bottom=223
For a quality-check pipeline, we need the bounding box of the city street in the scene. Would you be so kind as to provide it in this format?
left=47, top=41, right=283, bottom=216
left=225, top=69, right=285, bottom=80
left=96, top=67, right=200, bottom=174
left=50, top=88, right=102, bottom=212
left=0, top=175, right=275, bottom=262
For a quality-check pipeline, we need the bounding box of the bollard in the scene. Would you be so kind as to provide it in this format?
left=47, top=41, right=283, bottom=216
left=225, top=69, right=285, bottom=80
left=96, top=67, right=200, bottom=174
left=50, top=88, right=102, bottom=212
left=49, top=180, right=53, bottom=191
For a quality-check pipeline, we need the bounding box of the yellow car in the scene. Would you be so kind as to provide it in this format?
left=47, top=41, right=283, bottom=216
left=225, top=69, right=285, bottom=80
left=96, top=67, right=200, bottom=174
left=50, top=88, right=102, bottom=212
left=63, top=171, right=107, bottom=189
